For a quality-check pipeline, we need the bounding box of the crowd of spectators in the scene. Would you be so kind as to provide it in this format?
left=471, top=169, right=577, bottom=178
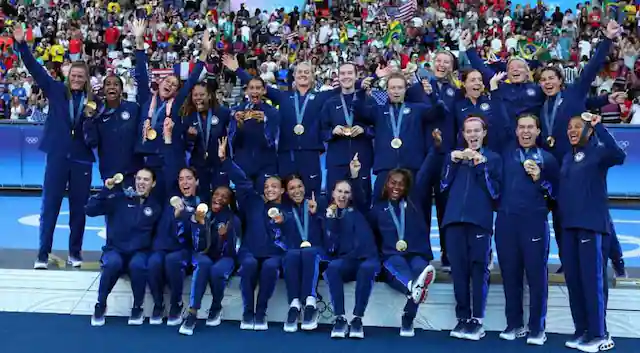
left=0, top=0, right=639, bottom=123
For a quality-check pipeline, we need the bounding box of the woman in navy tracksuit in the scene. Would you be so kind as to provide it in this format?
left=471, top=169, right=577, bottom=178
left=441, top=115, right=502, bottom=341
left=537, top=21, right=620, bottom=269
left=179, top=185, right=241, bottom=336
left=368, top=135, right=439, bottom=338
left=560, top=114, right=625, bottom=352
left=494, top=114, right=560, bottom=346
left=218, top=136, right=285, bottom=331
left=182, top=79, right=232, bottom=202
left=323, top=155, right=380, bottom=339
left=83, top=75, right=141, bottom=186
left=356, top=73, right=440, bottom=200
left=15, top=26, right=95, bottom=269
left=228, top=77, right=280, bottom=190
left=281, top=176, right=325, bottom=333
left=148, top=119, right=194, bottom=326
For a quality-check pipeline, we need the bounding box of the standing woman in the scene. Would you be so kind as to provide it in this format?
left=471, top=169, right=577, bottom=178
left=368, top=131, right=441, bottom=337
left=14, top=25, right=95, bottom=269
left=560, top=114, right=625, bottom=352
left=83, top=74, right=141, bottom=186
left=223, top=55, right=340, bottom=196
left=441, top=115, right=502, bottom=341
left=281, top=177, right=324, bottom=333
left=218, top=136, right=285, bottom=331
left=228, top=77, right=280, bottom=190
left=179, top=184, right=241, bottom=336
left=323, top=154, right=380, bottom=339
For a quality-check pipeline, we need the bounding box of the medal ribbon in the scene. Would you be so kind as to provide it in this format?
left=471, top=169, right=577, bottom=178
left=293, top=92, right=312, bottom=126
left=388, top=103, right=406, bottom=139
left=197, top=109, right=214, bottom=154
left=148, top=94, right=169, bottom=128
left=517, top=147, right=544, bottom=168
left=68, top=93, right=85, bottom=125
left=292, top=200, right=309, bottom=242
left=387, top=201, right=406, bottom=242
left=339, top=94, right=354, bottom=127
left=542, top=92, right=562, bottom=138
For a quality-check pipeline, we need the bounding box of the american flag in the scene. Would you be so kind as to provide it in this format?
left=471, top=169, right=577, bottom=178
left=396, top=0, right=417, bottom=22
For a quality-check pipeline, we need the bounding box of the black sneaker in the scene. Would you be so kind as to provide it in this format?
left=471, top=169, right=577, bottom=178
left=349, top=317, right=364, bottom=339
left=499, top=326, right=527, bottom=340
left=300, top=305, right=318, bottom=331
left=149, top=305, right=164, bottom=325
left=283, top=307, right=300, bottom=333
left=450, top=319, right=467, bottom=339
left=179, top=312, right=197, bottom=336
left=330, top=316, right=348, bottom=338
left=167, top=304, right=183, bottom=326
left=91, top=303, right=106, bottom=327
left=399, top=313, right=414, bottom=337
left=128, top=307, right=144, bottom=325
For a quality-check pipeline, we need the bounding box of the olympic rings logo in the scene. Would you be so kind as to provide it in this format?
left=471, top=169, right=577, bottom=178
left=617, top=140, right=630, bottom=149
left=25, top=137, right=39, bottom=144
left=316, top=299, right=334, bottom=319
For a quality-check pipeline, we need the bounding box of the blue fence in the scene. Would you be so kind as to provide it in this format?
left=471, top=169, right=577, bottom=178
left=0, top=121, right=639, bottom=197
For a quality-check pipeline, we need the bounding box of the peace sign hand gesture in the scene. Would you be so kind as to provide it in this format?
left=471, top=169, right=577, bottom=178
left=308, top=192, right=318, bottom=215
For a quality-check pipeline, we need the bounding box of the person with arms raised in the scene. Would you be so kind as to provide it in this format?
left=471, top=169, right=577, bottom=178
left=14, top=24, right=96, bottom=269
left=86, top=167, right=162, bottom=326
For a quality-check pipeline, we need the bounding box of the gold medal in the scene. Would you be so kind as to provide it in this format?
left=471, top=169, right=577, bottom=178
left=343, top=127, right=352, bottom=136
left=546, top=136, right=555, bottom=148
left=294, top=124, right=305, bottom=135
left=86, top=101, right=97, bottom=111
left=391, top=138, right=403, bottom=149
left=300, top=241, right=312, bottom=248
left=113, top=173, right=124, bottom=184
left=396, top=240, right=408, bottom=252
left=581, top=112, right=593, bottom=122
left=267, top=207, right=280, bottom=218
left=196, top=203, right=209, bottom=213
left=147, top=128, right=157, bottom=140
left=169, top=196, right=182, bottom=207
left=523, top=159, right=536, bottom=168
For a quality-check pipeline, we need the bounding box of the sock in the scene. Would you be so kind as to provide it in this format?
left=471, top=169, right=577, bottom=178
left=290, top=298, right=301, bottom=310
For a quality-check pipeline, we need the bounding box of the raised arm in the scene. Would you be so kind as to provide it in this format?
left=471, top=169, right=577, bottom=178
left=218, top=136, right=258, bottom=207
left=172, top=32, right=214, bottom=118
left=223, top=54, right=283, bottom=106
left=133, top=19, right=151, bottom=104
left=13, top=25, right=61, bottom=98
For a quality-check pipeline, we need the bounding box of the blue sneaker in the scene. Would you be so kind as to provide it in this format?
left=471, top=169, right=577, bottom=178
left=283, top=307, right=300, bottom=333
left=399, top=313, right=414, bottom=337
left=331, top=316, right=348, bottom=338
left=179, top=312, right=197, bottom=336
left=240, top=312, right=254, bottom=330
left=300, top=305, right=318, bottom=331
left=349, top=317, right=364, bottom=339
left=91, top=303, right=106, bottom=327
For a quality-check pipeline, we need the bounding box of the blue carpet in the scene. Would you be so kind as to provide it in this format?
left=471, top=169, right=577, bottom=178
left=0, top=312, right=635, bottom=353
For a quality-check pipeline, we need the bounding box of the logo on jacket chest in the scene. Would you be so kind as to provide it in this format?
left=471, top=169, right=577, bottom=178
left=121, top=111, right=131, bottom=120
left=574, top=152, right=585, bottom=163
left=526, top=88, right=536, bottom=97
left=480, top=103, right=490, bottom=111
left=144, top=207, right=154, bottom=217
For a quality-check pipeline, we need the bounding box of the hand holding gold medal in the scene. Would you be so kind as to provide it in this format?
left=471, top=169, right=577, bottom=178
left=267, top=207, right=284, bottom=224
left=105, top=173, right=124, bottom=189
left=84, top=101, right=97, bottom=117
left=195, top=203, right=208, bottom=224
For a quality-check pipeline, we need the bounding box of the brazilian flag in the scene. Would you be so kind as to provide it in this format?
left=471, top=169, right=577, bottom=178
left=383, top=21, right=405, bottom=46
left=517, top=40, right=551, bottom=61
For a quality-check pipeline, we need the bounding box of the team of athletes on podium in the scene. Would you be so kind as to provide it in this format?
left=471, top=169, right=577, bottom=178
left=16, top=15, right=628, bottom=352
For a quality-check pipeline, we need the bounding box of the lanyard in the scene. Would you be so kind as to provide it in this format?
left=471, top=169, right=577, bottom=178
left=98, top=104, right=116, bottom=117
left=197, top=109, right=213, bottom=152
left=339, top=94, right=354, bottom=126
left=388, top=103, right=406, bottom=139
left=518, top=147, right=544, bottom=167
left=542, top=92, right=562, bottom=137
left=68, top=93, right=85, bottom=124
left=151, top=101, right=167, bottom=128
left=291, top=200, right=309, bottom=242
left=293, top=92, right=312, bottom=125
left=387, top=201, right=406, bottom=241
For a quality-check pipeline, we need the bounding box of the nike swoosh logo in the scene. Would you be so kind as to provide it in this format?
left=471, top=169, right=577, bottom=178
left=581, top=239, right=590, bottom=244
left=476, top=234, right=484, bottom=238
left=462, top=107, right=469, bottom=111
left=336, top=106, right=342, bottom=110
left=532, top=238, right=541, bottom=242
left=310, top=175, right=318, bottom=179
left=102, top=118, right=110, bottom=122
left=127, top=205, right=135, bottom=208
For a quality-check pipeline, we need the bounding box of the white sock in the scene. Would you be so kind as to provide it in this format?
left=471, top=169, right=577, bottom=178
left=290, top=298, right=301, bottom=310
left=305, top=296, right=317, bottom=308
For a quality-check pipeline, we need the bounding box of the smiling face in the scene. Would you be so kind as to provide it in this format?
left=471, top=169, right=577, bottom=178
left=464, top=70, right=484, bottom=99
left=516, top=116, right=540, bottom=148
left=286, top=177, right=306, bottom=204
left=135, top=169, right=156, bottom=197
left=191, top=85, right=210, bottom=112
left=158, top=75, right=180, bottom=99
left=567, top=116, right=592, bottom=146
left=211, top=186, right=232, bottom=212
left=433, top=52, right=453, bottom=79
left=338, top=63, right=356, bottom=90
left=331, top=181, right=352, bottom=208
left=294, top=62, right=313, bottom=89
left=263, top=177, right=284, bottom=202
left=387, top=77, right=407, bottom=103
left=178, top=168, right=197, bottom=197
left=507, top=59, right=529, bottom=83
left=103, top=75, right=122, bottom=102
left=68, top=67, right=88, bottom=91
left=385, top=172, right=407, bottom=201
left=246, top=79, right=265, bottom=103
left=463, top=118, right=487, bottom=150
left=539, top=68, right=562, bottom=97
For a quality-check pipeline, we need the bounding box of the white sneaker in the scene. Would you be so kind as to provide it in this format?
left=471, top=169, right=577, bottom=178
left=527, top=332, right=547, bottom=346
left=67, top=256, right=82, bottom=268
left=33, top=261, right=48, bottom=270
left=411, top=265, right=436, bottom=303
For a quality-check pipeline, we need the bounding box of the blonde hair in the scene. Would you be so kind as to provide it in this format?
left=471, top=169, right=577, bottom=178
left=434, top=50, right=459, bottom=87
left=65, top=61, right=94, bottom=102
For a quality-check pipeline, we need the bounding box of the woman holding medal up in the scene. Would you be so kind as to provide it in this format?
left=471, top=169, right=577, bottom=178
left=218, top=136, right=285, bottom=331
left=146, top=118, right=194, bottom=327
left=441, top=115, right=502, bottom=341
left=83, top=74, right=141, bottom=187
left=537, top=20, right=621, bottom=265
left=559, top=113, right=625, bottom=352
left=357, top=72, right=440, bottom=201
left=228, top=77, right=280, bottom=190
left=321, top=63, right=374, bottom=202
left=14, top=25, right=95, bottom=269
left=223, top=56, right=341, bottom=196
left=494, top=114, right=559, bottom=345
left=323, top=154, right=380, bottom=339
left=179, top=178, right=241, bottom=336
left=132, top=19, right=206, bottom=200
left=281, top=180, right=324, bottom=333
left=368, top=131, right=441, bottom=338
